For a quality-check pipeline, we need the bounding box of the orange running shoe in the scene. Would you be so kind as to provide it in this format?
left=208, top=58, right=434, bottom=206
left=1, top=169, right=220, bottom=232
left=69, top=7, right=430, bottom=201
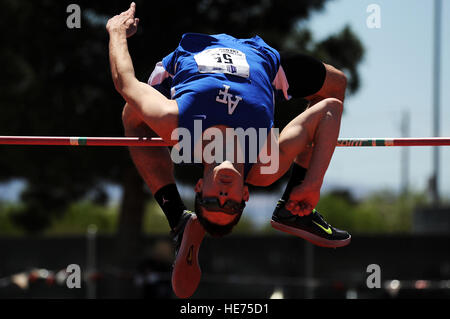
left=170, top=211, right=205, bottom=298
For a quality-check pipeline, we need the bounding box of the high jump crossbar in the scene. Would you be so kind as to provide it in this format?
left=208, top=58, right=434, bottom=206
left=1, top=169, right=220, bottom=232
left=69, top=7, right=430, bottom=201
left=0, top=136, right=450, bottom=147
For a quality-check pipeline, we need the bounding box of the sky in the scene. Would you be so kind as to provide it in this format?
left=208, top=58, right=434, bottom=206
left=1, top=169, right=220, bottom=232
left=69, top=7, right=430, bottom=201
left=0, top=0, right=449, bottom=226
left=189, top=0, right=450, bottom=226
left=307, top=0, right=450, bottom=197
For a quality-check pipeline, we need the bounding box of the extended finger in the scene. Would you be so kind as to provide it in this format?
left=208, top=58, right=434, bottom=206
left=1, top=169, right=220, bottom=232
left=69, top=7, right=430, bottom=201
left=120, top=9, right=130, bottom=17
left=120, top=3, right=135, bottom=17
left=128, top=2, right=136, bottom=17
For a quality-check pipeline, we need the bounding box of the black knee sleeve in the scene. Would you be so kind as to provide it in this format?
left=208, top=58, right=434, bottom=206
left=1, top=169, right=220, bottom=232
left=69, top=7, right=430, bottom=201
left=279, top=52, right=326, bottom=98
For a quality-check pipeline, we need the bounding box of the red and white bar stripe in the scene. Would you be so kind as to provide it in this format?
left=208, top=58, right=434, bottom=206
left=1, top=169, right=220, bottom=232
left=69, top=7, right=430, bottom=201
left=0, top=136, right=450, bottom=147
left=0, top=136, right=172, bottom=147
left=336, top=137, right=450, bottom=147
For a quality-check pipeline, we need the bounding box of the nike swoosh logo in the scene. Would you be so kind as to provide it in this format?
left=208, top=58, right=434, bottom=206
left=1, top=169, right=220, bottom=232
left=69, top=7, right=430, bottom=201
left=312, top=221, right=332, bottom=235
left=186, top=245, right=194, bottom=265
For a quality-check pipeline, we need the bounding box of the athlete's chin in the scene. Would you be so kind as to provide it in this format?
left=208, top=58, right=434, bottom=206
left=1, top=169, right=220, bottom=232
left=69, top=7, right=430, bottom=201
left=215, top=163, right=241, bottom=179
left=217, top=174, right=242, bottom=188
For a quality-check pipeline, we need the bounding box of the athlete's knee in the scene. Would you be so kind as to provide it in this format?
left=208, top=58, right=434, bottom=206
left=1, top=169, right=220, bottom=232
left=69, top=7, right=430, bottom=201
left=321, top=98, right=343, bottom=116
left=122, top=103, right=156, bottom=136
left=122, top=103, right=137, bottom=128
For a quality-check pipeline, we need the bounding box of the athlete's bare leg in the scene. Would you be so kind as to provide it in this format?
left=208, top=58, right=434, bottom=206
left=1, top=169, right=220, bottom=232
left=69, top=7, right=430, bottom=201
left=291, top=102, right=316, bottom=169
left=293, top=146, right=313, bottom=169
left=122, top=102, right=175, bottom=194
left=247, top=97, right=343, bottom=213
left=264, top=98, right=350, bottom=247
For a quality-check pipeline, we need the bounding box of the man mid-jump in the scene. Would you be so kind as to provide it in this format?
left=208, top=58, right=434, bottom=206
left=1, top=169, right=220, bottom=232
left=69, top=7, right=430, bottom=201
left=107, top=3, right=350, bottom=298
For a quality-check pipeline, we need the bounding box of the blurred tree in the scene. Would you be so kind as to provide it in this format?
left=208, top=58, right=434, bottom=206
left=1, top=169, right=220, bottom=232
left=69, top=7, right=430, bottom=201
left=0, top=0, right=364, bottom=295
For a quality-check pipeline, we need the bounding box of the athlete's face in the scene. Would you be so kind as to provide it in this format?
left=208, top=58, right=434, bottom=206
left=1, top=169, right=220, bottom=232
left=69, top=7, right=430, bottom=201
left=195, top=161, right=249, bottom=225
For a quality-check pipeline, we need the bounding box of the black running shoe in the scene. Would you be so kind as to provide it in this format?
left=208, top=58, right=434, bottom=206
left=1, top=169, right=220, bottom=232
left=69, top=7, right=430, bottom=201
left=170, top=210, right=205, bottom=298
left=271, top=199, right=351, bottom=248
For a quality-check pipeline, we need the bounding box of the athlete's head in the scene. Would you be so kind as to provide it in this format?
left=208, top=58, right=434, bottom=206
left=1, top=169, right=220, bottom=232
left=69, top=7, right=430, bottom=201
left=194, top=161, right=249, bottom=237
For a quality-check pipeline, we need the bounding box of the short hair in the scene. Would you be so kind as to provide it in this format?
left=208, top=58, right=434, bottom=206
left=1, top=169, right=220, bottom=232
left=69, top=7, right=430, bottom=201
left=194, top=192, right=243, bottom=238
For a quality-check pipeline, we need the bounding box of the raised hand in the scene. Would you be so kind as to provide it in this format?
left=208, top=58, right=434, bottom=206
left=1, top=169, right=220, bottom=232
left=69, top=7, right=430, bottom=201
left=285, top=183, right=320, bottom=216
left=106, top=2, right=140, bottom=38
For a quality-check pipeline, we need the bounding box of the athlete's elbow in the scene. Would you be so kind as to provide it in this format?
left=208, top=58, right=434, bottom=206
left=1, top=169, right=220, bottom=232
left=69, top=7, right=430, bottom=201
left=324, top=65, right=347, bottom=103
left=114, top=74, right=137, bottom=98
left=112, top=73, right=125, bottom=93
left=113, top=77, right=124, bottom=94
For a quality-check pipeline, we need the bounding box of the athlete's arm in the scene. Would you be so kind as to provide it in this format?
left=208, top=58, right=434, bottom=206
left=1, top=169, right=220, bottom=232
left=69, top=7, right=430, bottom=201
left=106, top=3, right=140, bottom=97
left=106, top=3, right=169, bottom=107
left=106, top=3, right=178, bottom=142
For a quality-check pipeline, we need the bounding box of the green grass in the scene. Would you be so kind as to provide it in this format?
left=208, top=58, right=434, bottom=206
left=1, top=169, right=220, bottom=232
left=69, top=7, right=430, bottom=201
left=45, top=201, right=118, bottom=235
left=311, top=191, right=427, bottom=234
left=0, top=191, right=433, bottom=236
left=0, top=202, right=26, bottom=236
left=260, top=190, right=429, bottom=235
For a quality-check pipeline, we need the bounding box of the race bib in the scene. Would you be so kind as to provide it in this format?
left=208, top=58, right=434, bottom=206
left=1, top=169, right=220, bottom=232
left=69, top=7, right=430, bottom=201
left=194, top=48, right=250, bottom=78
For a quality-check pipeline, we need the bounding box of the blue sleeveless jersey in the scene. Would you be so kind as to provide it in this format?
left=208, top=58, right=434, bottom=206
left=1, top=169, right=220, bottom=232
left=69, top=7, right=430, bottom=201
left=161, top=33, right=280, bottom=176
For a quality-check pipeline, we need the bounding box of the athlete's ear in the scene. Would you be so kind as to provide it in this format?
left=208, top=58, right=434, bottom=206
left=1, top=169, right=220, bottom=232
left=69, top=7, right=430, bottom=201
left=243, top=185, right=249, bottom=202
left=195, top=178, right=204, bottom=193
